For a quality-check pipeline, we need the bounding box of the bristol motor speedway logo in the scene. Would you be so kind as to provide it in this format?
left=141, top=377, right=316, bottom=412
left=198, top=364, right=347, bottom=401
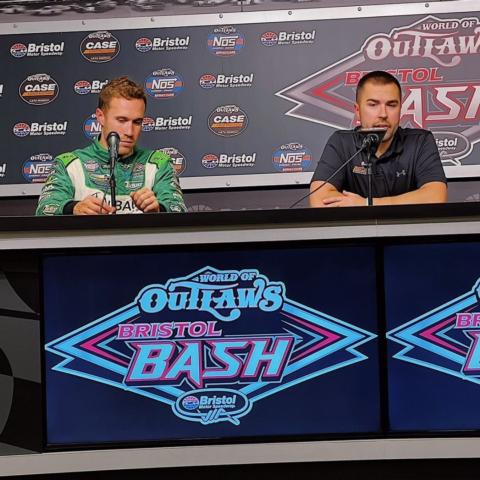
left=277, top=15, right=480, bottom=166
left=388, top=279, right=480, bottom=386
left=46, top=267, right=375, bottom=426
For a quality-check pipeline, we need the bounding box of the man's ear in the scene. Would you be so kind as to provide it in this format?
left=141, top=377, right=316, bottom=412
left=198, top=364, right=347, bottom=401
left=95, top=107, right=104, bottom=127
left=353, top=102, right=361, bottom=126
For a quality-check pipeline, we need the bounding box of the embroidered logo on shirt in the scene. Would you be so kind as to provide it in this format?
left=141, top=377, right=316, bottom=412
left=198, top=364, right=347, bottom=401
left=353, top=165, right=367, bottom=175
left=396, top=169, right=407, bottom=177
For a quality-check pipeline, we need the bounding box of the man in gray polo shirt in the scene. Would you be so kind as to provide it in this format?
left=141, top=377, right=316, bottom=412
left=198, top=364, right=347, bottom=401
left=310, top=71, right=447, bottom=207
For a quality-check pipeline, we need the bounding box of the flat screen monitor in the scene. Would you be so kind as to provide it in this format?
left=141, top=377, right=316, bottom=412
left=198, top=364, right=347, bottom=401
left=385, top=242, right=480, bottom=433
left=43, top=244, right=380, bottom=448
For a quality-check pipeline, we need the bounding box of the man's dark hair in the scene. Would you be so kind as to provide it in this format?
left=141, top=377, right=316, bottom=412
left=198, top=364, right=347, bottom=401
left=98, top=76, right=147, bottom=110
left=356, top=71, right=402, bottom=101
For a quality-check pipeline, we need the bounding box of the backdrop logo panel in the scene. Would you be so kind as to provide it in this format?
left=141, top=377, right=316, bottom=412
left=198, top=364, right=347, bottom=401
left=14, top=121, right=67, bottom=137
left=74, top=79, right=108, bottom=95
left=19, top=73, right=59, bottom=106
left=208, top=105, right=248, bottom=137
left=207, top=26, right=245, bottom=57
left=22, top=153, right=54, bottom=183
left=272, top=143, right=312, bottom=173
left=145, top=69, right=184, bottom=99
left=10, top=41, right=64, bottom=58
left=80, top=31, right=120, bottom=63
left=388, top=279, right=480, bottom=385
left=202, top=152, right=256, bottom=169
left=83, top=113, right=101, bottom=139
left=199, top=73, right=254, bottom=89
left=46, top=267, right=375, bottom=426
left=142, top=115, right=192, bottom=132
left=260, top=29, right=316, bottom=47
left=135, top=35, right=190, bottom=52
left=277, top=15, right=480, bottom=166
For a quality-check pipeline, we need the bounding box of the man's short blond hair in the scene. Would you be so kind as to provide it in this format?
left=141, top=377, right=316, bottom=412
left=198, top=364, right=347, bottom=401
left=98, top=76, right=147, bottom=110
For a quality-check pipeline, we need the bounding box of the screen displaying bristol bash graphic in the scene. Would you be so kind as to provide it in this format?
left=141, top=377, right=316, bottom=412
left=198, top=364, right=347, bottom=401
left=386, top=242, right=480, bottom=432
left=43, top=247, right=380, bottom=446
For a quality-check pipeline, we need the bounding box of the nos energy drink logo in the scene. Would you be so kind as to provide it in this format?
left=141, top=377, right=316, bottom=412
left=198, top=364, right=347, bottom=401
left=46, top=267, right=375, bottom=426
left=272, top=143, right=312, bottom=173
left=145, top=69, right=184, bottom=99
left=207, top=26, right=245, bottom=57
left=83, top=113, right=101, bottom=139
left=23, top=153, right=53, bottom=182
left=388, top=278, right=480, bottom=386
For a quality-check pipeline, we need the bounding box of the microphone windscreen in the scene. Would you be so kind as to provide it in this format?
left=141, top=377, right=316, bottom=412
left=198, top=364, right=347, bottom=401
left=357, top=127, right=388, bottom=144
left=107, top=131, right=120, bottom=151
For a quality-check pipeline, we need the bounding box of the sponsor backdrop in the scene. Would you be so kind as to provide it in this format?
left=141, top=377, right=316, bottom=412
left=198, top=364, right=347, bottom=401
left=1, top=6, right=480, bottom=195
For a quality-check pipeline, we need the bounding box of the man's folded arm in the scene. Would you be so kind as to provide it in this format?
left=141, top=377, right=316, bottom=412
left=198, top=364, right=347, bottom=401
left=371, top=181, right=447, bottom=205
left=309, top=181, right=345, bottom=207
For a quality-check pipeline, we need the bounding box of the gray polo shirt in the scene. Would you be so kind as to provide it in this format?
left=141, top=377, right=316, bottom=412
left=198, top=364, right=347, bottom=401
left=311, top=127, right=447, bottom=198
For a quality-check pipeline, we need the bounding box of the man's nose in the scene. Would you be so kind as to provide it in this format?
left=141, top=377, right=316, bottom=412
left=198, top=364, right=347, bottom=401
left=123, top=122, right=134, bottom=137
left=378, top=104, right=387, bottom=118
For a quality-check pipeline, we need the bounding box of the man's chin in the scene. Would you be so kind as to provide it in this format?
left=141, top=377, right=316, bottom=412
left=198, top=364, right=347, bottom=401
left=119, top=147, right=134, bottom=157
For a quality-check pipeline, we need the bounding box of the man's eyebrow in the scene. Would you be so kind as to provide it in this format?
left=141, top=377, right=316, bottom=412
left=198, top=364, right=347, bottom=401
left=364, top=98, right=400, bottom=103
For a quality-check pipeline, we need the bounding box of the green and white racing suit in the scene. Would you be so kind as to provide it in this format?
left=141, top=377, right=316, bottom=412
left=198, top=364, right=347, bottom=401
left=36, top=140, right=186, bottom=215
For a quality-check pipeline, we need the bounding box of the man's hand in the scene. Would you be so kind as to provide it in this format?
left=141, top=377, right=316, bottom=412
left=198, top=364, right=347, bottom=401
left=130, top=187, right=160, bottom=213
left=73, top=196, right=115, bottom=215
left=323, top=190, right=366, bottom=207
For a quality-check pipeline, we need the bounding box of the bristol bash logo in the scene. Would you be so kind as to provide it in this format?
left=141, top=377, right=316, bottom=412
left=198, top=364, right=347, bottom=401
left=46, top=267, right=375, bottom=426
left=277, top=15, right=480, bottom=168
left=388, top=279, right=480, bottom=386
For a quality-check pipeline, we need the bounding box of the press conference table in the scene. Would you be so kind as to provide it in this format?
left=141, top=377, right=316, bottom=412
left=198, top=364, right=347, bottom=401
left=1, top=203, right=480, bottom=251
left=2, top=203, right=480, bottom=477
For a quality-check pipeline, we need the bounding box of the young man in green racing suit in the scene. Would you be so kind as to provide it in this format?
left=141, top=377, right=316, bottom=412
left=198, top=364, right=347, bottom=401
left=36, top=76, right=186, bottom=216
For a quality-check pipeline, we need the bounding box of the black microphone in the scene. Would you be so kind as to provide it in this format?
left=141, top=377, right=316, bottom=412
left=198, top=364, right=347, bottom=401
left=106, top=131, right=120, bottom=214
left=357, top=127, right=388, bottom=151
left=107, top=131, right=120, bottom=158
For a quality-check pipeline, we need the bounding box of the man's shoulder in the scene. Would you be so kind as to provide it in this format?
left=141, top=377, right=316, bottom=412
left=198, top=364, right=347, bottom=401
left=55, top=151, right=78, bottom=167
left=397, top=127, right=433, bottom=141
left=55, top=144, right=93, bottom=167
left=330, top=129, right=354, bottom=138
left=326, top=129, right=355, bottom=145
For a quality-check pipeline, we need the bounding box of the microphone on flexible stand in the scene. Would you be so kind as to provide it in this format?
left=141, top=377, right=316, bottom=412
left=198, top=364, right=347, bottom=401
left=106, top=131, right=120, bottom=214
left=288, top=127, right=387, bottom=209
left=358, top=127, right=387, bottom=205
left=358, top=126, right=388, bottom=152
